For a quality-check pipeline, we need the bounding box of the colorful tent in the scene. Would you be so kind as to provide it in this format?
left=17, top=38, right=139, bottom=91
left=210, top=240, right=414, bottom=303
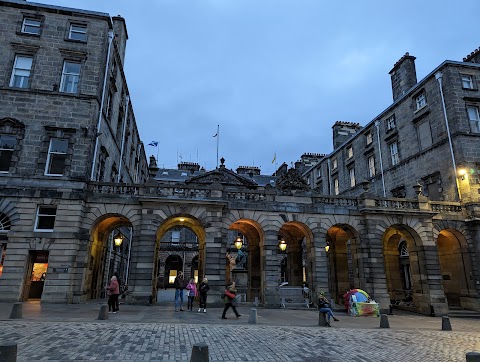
left=343, top=289, right=379, bottom=317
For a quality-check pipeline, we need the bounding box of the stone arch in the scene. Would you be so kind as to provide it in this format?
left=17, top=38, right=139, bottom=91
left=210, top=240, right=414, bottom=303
left=433, top=220, right=478, bottom=309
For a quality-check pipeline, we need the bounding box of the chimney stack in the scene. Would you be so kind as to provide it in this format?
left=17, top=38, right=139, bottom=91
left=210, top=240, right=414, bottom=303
left=389, top=52, right=417, bottom=102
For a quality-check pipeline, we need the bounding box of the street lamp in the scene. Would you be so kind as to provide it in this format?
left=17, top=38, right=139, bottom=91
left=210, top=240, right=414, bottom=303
left=279, top=238, right=287, bottom=252
left=114, top=233, right=123, bottom=247
left=325, top=240, right=330, bottom=253
left=234, top=235, right=243, bottom=250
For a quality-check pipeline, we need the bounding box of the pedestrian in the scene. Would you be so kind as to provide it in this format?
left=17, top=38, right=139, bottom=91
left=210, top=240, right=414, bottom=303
left=198, top=277, right=210, bottom=313
left=318, top=292, right=339, bottom=326
left=221, top=281, right=240, bottom=319
left=108, top=276, right=120, bottom=313
left=186, top=278, right=197, bottom=311
left=174, top=271, right=186, bottom=312
left=113, top=271, right=123, bottom=311
left=105, top=280, right=113, bottom=312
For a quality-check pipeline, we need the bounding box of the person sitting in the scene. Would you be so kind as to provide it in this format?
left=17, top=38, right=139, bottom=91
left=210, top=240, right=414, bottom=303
left=318, top=292, right=339, bottom=326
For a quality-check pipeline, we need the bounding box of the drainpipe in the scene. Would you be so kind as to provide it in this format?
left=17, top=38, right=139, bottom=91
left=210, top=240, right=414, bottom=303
left=327, top=158, right=332, bottom=195
left=117, top=95, right=130, bottom=182
left=374, top=120, right=387, bottom=197
left=435, top=71, right=461, bottom=201
left=90, top=30, right=115, bottom=181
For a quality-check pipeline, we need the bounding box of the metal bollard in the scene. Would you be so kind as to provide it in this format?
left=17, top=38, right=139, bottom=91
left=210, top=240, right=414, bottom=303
left=466, top=352, right=480, bottom=361
left=9, top=302, right=22, bottom=319
left=98, top=304, right=109, bottom=320
left=248, top=308, right=257, bottom=324
left=442, top=316, right=452, bottom=331
left=190, top=343, right=209, bottom=362
left=318, top=311, right=328, bottom=327
left=0, top=342, right=17, bottom=362
left=380, top=314, right=390, bottom=328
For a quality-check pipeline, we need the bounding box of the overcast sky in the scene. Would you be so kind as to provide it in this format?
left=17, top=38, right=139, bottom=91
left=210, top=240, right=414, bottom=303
left=40, top=0, right=480, bottom=173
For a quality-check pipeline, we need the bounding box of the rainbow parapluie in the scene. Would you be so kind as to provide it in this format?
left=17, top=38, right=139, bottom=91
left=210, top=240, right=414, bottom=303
left=343, top=289, right=370, bottom=309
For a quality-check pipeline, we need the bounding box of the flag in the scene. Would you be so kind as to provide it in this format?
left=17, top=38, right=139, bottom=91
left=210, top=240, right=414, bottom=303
left=272, top=153, right=276, bottom=164
left=148, top=141, right=158, bottom=147
left=213, top=132, right=218, bottom=137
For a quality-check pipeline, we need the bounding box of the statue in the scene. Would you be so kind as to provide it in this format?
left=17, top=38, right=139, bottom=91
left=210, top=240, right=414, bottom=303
left=226, top=253, right=236, bottom=269
left=235, top=247, right=248, bottom=269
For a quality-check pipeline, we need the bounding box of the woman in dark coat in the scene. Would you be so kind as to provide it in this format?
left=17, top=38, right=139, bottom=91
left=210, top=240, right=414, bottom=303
left=198, top=277, right=210, bottom=312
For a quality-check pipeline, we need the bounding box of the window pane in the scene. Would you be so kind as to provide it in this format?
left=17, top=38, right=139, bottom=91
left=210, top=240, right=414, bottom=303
left=22, top=18, right=41, bottom=34
left=48, top=154, right=67, bottom=175
left=69, top=25, right=87, bottom=41
left=50, top=139, right=68, bottom=153
left=37, top=215, right=55, bottom=229
left=64, top=62, right=81, bottom=74
left=39, top=207, right=57, bottom=216
left=0, top=150, right=13, bottom=172
left=0, top=135, right=16, bottom=150
left=16, top=56, right=33, bottom=69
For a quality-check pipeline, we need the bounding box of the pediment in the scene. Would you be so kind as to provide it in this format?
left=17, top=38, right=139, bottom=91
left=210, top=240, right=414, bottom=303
left=186, top=167, right=257, bottom=187
left=0, top=117, right=25, bottom=128
left=275, top=168, right=310, bottom=192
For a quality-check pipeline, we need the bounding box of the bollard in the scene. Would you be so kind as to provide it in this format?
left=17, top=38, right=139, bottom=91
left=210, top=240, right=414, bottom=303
left=380, top=314, right=390, bottom=328
left=442, top=316, right=452, bottom=331
left=254, top=296, right=259, bottom=307
left=318, top=311, right=328, bottom=327
left=248, top=308, right=257, bottom=324
left=388, top=305, right=393, bottom=315
left=9, top=302, right=22, bottom=319
left=466, top=352, right=480, bottom=361
left=190, top=343, right=209, bottom=362
left=97, top=304, right=109, bottom=320
left=0, top=342, right=17, bottom=362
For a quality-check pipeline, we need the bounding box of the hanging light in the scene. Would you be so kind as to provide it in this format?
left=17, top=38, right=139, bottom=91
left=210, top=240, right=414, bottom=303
left=114, top=233, right=123, bottom=247
left=325, top=241, right=330, bottom=253
left=279, top=238, right=287, bottom=251
left=234, top=235, right=243, bottom=250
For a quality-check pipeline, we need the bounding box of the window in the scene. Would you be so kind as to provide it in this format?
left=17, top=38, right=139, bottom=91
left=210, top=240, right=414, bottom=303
left=417, top=121, right=433, bottom=150
left=368, top=155, right=376, bottom=177
left=386, top=115, right=396, bottom=131
left=390, top=141, right=399, bottom=166
left=332, top=158, right=338, bottom=170
left=60, top=61, right=81, bottom=93
left=366, top=131, right=373, bottom=146
left=467, top=106, right=480, bottom=133
left=106, top=89, right=114, bottom=120
left=349, top=167, right=356, bottom=188
left=171, top=231, right=180, bottom=243
left=34, top=206, right=57, bottom=231
left=415, top=93, right=427, bottom=110
left=0, top=135, right=16, bottom=172
left=22, top=18, right=41, bottom=35
left=346, top=146, right=353, bottom=159
left=333, top=178, right=339, bottom=195
left=45, top=138, right=68, bottom=176
left=461, top=74, right=474, bottom=89
left=68, top=24, right=87, bottom=41
left=9, top=55, right=33, bottom=88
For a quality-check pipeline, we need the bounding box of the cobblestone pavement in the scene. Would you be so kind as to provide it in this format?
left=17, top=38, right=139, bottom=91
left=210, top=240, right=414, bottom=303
left=0, top=302, right=479, bottom=361
left=1, top=320, right=479, bottom=361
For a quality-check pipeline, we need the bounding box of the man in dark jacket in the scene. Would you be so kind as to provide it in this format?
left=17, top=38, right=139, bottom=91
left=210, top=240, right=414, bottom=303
left=174, top=271, right=186, bottom=311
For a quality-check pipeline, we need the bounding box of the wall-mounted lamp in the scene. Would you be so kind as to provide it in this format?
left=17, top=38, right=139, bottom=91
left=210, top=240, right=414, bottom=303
left=234, top=235, right=243, bottom=250
left=458, top=168, right=467, bottom=181
left=325, top=240, right=330, bottom=253
left=179, top=217, right=185, bottom=222
left=278, top=238, right=287, bottom=252
left=114, top=233, right=123, bottom=247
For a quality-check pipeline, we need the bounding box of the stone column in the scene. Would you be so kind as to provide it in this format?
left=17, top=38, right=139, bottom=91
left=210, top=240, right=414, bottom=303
left=263, top=229, right=281, bottom=306
left=311, top=230, right=330, bottom=299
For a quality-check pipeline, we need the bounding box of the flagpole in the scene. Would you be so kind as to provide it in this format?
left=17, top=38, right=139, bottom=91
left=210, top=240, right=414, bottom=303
left=216, top=124, right=219, bottom=168
left=156, top=144, right=159, bottom=162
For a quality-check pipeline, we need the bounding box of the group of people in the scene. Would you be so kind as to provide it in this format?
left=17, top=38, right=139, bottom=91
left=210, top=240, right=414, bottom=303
left=173, top=272, right=210, bottom=312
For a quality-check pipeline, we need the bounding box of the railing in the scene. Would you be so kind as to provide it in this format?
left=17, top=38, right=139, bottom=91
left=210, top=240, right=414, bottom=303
left=278, top=286, right=311, bottom=308
left=375, top=198, right=419, bottom=209
left=430, top=202, right=463, bottom=213
left=313, top=196, right=358, bottom=207
left=88, top=183, right=140, bottom=195
left=226, top=191, right=267, bottom=201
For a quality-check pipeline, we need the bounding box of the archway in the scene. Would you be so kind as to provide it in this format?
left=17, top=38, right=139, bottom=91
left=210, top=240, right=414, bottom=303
left=154, top=215, right=205, bottom=301
left=437, top=229, right=475, bottom=308
left=87, top=214, right=133, bottom=300
left=325, top=224, right=362, bottom=304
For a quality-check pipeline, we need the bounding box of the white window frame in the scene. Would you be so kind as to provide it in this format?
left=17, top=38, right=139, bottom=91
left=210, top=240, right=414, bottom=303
left=386, top=115, right=396, bottom=131
left=366, top=131, right=373, bottom=145
left=44, top=138, right=68, bottom=176
left=349, top=167, right=356, bottom=188
left=415, top=93, right=427, bottom=110
left=368, top=155, right=376, bottom=177
left=347, top=146, right=353, bottom=159
left=333, top=178, right=339, bottom=195
left=68, top=23, right=87, bottom=41
left=390, top=141, right=399, bottom=166
left=0, top=135, right=16, bottom=173
left=171, top=230, right=181, bottom=243
left=60, top=61, right=81, bottom=93
left=34, top=206, right=57, bottom=232
left=9, top=55, right=33, bottom=88
left=461, top=74, right=474, bottom=89
left=332, top=158, right=338, bottom=170
left=467, top=105, right=480, bottom=133
left=22, top=17, right=41, bottom=35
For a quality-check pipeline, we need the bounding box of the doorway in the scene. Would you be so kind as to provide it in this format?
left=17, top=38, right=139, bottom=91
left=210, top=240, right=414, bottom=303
left=23, top=251, right=49, bottom=300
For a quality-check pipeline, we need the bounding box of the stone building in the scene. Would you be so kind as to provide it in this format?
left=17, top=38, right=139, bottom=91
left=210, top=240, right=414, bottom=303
left=0, top=0, right=478, bottom=316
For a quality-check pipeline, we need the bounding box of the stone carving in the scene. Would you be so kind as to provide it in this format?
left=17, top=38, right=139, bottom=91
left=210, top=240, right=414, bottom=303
left=275, top=168, right=310, bottom=192
left=186, top=168, right=257, bottom=187
left=235, top=248, right=247, bottom=269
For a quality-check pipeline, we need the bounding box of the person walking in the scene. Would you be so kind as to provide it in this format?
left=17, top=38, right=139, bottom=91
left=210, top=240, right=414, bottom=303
left=221, top=281, right=240, bottom=319
left=108, top=276, right=120, bottom=313
left=318, top=292, right=339, bottom=326
left=174, top=271, right=186, bottom=312
left=198, top=277, right=210, bottom=313
left=105, top=280, right=113, bottom=313
left=186, top=278, right=197, bottom=311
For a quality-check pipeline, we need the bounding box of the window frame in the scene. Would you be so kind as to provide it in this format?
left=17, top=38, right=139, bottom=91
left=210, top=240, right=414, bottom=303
left=59, top=60, right=81, bottom=94
left=34, top=206, right=57, bottom=232
left=44, top=138, right=68, bottom=176
left=0, top=135, right=17, bottom=173
left=389, top=141, right=400, bottom=166
left=21, top=17, right=41, bottom=35
left=365, top=131, right=373, bottom=146
left=367, top=155, right=376, bottom=177
left=346, top=145, right=353, bottom=159
left=348, top=167, right=356, bottom=188
left=171, top=230, right=181, bottom=243
left=386, top=114, right=396, bottom=131
left=461, top=74, right=474, bottom=89
left=9, top=55, right=33, bottom=89
left=415, top=93, right=427, bottom=111
left=68, top=23, right=87, bottom=42
left=467, top=105, right=480, bottom=133
left=332, top=158, right=338, bottom=170
left=333, top=177, right=339, bottom=195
